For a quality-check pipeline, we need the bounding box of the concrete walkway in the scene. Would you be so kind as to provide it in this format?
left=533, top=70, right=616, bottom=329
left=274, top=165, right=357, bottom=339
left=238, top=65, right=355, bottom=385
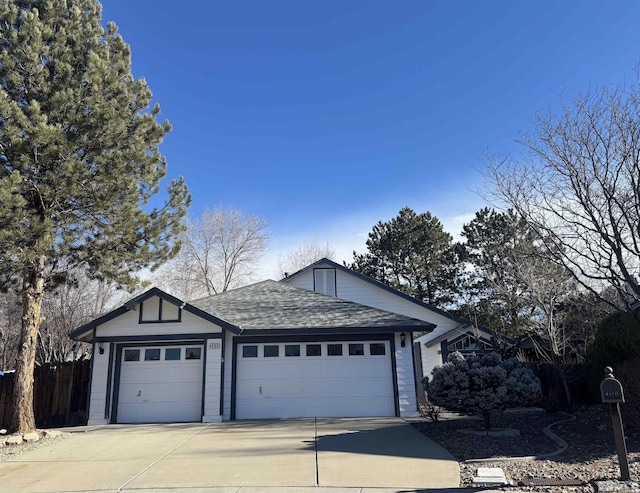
left=0, top=418, right=461, bottom=493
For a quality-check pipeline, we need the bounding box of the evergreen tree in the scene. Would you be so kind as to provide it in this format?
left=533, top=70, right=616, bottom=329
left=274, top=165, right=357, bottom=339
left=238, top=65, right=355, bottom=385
left=0, top=0, right=190, bottom=433
left=456, top=208, right=537, bottom=335
left=458, top=208, right=583, bottom=359
left=350, top=207, right=458, bottom=306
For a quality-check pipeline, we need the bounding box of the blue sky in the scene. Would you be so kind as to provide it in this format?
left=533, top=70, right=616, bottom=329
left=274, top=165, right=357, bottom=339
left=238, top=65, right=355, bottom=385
left=100, top=1, right=640, bottom=276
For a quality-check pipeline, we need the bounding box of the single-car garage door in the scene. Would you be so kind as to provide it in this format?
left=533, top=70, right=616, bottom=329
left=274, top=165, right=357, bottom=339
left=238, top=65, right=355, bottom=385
left=116, top=345, right=203, bottom=423
left=235, top=340, right=395, bottom=419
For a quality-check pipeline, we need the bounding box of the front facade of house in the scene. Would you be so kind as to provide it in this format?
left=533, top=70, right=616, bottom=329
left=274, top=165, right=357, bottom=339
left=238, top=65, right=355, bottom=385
left=72, top=280, right=434, bottom=425
left=74, top=258, right=510, bottom=425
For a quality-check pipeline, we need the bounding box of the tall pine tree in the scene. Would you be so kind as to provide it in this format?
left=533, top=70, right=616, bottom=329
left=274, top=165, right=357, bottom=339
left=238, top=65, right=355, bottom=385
left=350, top=207, right=458, bottom=306
left=0, top=0, right=190, bottom=433
left=456, top=208, right=537, bottom=335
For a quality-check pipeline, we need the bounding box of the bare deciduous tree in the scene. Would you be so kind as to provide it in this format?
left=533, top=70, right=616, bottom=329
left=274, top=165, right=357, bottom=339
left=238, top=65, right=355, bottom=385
left=277, top=240, right=335, bottom=278
left=38, top=274, right=125, bottom=363
left=487, top=84, right=640, bottom=310
left=513, top=253, right=576, bottom=359
left=0, top=292, right=21, bottom=371
left=155, top=207, right=270, bottom=299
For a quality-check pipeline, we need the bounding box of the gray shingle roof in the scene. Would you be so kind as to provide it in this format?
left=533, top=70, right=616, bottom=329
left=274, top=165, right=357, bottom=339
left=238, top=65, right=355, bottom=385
left=190, top=280, right=435, bottom=333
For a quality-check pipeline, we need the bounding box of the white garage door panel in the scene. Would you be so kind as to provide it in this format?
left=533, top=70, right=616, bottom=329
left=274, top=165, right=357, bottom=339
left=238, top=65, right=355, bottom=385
left=117, top=400, right=201, bottom=423
left=120, top=364, right=200, bottom=384
left=236, top=341, right=395, bottom=419
left=238, top=396, right=393, bottom=419
left=119, top=381, right=202, bottom=403
left=117, top=346, right=203, bottom=423
left=238, top=377, right=392, bottom=399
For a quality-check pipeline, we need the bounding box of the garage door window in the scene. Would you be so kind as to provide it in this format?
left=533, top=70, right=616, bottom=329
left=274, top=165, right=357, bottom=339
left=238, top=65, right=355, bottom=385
left=243, top=345, right=258, bottom=358
left=285, top=344, right=300, bottom=357
left=264, top=345, right=279, bottom=357
left=145, top=348, right=161, bottom=361
left=370, top=343, right=386, bottom=356
left=124, top=349, right=140, bottom=362
left=186, top=347, right=201, bottom=360
left=328, top=344, right=343, bottom=356
left=349, top=343, right=364, bottom=356
left=165, top=348, right=181, bottom=360
left=306, top=344, right=321, bottom=356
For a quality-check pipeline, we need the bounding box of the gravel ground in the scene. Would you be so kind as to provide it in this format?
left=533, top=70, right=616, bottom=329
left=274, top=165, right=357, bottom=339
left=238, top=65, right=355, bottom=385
left=412, top=406, right=640, bottom=492
left=0, top=430, right=73, bottom=463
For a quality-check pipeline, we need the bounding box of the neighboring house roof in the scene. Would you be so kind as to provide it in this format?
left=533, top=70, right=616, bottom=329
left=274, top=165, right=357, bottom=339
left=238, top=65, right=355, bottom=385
left=417, top=324, right=516, bottom=348
left=282, top=258, right=492, bottom=336
left=190, top=280, right=436, bottom=335
left=69, top=287, right=242, bottom=342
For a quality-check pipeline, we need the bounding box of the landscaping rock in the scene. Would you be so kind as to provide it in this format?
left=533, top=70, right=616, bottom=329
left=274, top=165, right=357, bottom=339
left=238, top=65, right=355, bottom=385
left=413, top=406, right=640, bottom=492
left=5, top=435, right=23, bottom=445
left=1, top=427, right=70, bottom=463
left=43, top=430, right=61, bottom=438
left=595, top=480, right=640, bottom=492
left=22, top=432, right=39, bottom=443
left=0, top=429, right=6, bottom=435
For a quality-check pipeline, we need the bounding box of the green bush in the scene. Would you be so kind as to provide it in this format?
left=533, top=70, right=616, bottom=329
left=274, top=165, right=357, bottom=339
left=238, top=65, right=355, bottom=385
left=588, top=310, right=640, bottom=382
left=615, top=358, right=640, bottom=427
left=425, top=352, right=541, bottom=429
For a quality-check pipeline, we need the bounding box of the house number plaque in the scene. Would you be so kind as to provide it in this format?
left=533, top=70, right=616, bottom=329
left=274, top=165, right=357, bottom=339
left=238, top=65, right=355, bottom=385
left=208, top=342, right=221, bottom=350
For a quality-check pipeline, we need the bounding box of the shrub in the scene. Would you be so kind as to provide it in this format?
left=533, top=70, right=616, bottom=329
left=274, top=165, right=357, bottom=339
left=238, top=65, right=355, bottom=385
left=425, top=351, right=541, bottom=429
left=612, top=358, right=640, bottom=427
left=588, top=310, right=640, bottom=384
left=418, top=401, right=442, bottom=423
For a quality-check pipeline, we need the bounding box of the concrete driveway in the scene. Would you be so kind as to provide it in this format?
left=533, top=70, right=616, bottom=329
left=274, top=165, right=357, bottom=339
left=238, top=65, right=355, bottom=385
left=0, top=418, right=460, bottom=493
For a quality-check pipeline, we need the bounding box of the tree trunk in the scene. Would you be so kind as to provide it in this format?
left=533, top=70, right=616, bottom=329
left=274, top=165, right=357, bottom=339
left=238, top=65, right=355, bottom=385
left=10, top=259, right=45, bottom=434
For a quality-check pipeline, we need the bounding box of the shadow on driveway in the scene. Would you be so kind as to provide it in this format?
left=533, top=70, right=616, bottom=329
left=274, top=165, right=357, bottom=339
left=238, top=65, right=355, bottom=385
left=312, top=421, right=455, bottom=460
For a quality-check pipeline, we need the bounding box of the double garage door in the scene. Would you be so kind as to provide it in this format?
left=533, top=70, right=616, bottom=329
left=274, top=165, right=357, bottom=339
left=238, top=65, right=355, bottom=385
left=114, top=340, right=396, bottom=422
left=116, top=345, right=203, bottom=423
left=235, top=340, right=395, bottom=419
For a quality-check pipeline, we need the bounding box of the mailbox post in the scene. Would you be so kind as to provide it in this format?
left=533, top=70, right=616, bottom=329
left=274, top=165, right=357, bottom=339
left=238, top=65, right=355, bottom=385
left=600, top=366, right=630, bottom=481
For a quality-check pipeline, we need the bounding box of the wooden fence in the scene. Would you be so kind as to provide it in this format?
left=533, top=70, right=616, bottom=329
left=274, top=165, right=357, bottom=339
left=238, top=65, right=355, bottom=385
left=523, top=362, right=597, bottom=409
left=0, top=360, right=91, bottom=429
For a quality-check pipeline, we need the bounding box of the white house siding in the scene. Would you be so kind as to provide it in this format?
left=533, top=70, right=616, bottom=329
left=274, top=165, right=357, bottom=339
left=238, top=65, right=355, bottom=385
left=88, top=343, right=111, bottom=425
left=140, top=296, right=161, bottom=322
left=283, top=269, right=315, bottom=290
left=139, top=296, right=180, bottom=322
left=203, top=338, right=223, bottom=422
left=420, top=342, right=445, bottom=382
left=97, top=305, right=221, bottom=338
left=395, top=332, right=418, bottom=417
left=222, top=330, right=234, bottom=420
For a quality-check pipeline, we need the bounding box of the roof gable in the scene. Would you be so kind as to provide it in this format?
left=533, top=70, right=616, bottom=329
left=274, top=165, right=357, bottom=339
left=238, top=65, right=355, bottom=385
left=282, top=258, right=475, bottom=327
left=70, top=287, right=241, bottom=342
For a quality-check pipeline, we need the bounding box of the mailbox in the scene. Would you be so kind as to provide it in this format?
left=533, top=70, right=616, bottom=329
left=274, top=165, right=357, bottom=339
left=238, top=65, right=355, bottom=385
left=601, top=373, right=625, bottom=403
left=600, top=366, right=630, bottom=480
